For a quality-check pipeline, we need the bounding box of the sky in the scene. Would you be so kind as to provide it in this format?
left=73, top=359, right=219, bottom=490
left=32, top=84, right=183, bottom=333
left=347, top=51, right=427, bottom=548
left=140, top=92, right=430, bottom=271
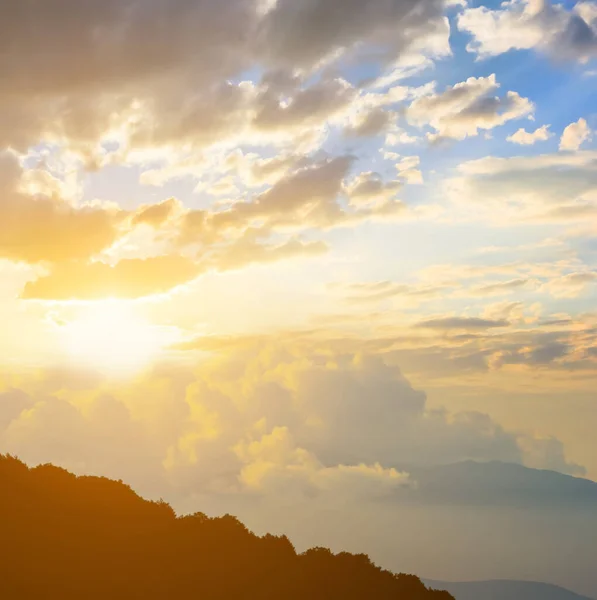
left=1, top=0, right=597, bottom=593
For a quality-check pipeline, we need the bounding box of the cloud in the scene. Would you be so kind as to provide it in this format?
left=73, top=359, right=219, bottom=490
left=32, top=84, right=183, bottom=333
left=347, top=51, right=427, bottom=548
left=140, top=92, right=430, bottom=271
left=335, top=257, right=586, bottom=309
left=467, top=277, right=540, bottom=297
left=407, top=75, right=533, bottom=140
left=482, top=301, right=532, bottom=324
left=344, top=173, right=402, bottom=207
left=19, top=230, right=331, bottom=300
left=344, top=108, right=395, bottom=138
left=445, top=151, right=597, bottom=223
left=235, top=426, right=412, bottom=499
left=0, top=152, right=120, bottom=264
left=560, top=117, right=592, bottom=151
left=339, top=280, right=449, bottom=304
left=241, top=153, right=311, bottom=187
left=457, top=0, right=597, bottom=62
left=507, top=124, right=552, bottom=145
left=0, top=0, right=451, bottom=163
left=0, top=389, right=33, bottom=432
left=256, top=0, right=448, bottom=70
left=541, top=271, right=597, bottom=298
left=0, top=1, right=254, bottom=92
left=209, top=234, right=329, bottom=272
left=128, top=80, right=257, bottom=152
left=0, top=0, right=483, bottom=312
left=200, top=157, right=407, bottom=234
left=0, top=0, right=258, bottom=153
left=128, top=73, right=433, bottom=176
left=489, top=340, right=571, bottom=368
left=204, top=157, right=354, bottom=230
left=0, top=343, right=583, bottom=500
left=415, top=317, right=509, bottom=330
left=129, top=73, right=358, bottom=157
left=132, top=198, right=182, bottom=228
left=253, top=75, right=357, bottom=132
left=0, top=391, right=165, bottom=495
left=0, top=148, right=413, bottom=301
left=20, top=256, right=202, bottom=300
left=395, top=156, right=424, bottom=184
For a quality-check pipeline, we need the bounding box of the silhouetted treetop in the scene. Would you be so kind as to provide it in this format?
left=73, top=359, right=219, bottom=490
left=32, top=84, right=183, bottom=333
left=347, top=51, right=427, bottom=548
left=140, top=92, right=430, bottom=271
left=0, top=454, right=454, bottom=600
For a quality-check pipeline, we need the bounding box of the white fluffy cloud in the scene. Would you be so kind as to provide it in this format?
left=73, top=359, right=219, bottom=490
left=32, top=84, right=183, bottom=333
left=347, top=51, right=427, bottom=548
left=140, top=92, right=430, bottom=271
left=407, top=75, right=533, bottom=140
left=457, top=0, right=597, bottom=62
left=560, top=117, right=593, bottom=151
left=507, top=124, right=552, bottom=145
left=235, top=426, right=413, bottom=499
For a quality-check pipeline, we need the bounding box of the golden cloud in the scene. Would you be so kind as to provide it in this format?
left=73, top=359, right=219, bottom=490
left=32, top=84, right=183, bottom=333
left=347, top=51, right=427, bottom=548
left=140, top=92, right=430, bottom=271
left=0, top=152, right=120, bottom=264
left=21, top=256, right=201, bottom=300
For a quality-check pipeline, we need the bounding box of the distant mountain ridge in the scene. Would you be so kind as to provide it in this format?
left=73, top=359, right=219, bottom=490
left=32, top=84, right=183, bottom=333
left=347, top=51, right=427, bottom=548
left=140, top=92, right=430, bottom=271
left=383, top=462, right=597, bottom=599
left=424, top=579, right=596, bottom=600
left=402, top=461, right=597, bottom=508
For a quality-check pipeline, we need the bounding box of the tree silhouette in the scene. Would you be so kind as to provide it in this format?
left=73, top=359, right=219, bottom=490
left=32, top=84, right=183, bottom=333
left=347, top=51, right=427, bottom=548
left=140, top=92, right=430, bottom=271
left=0, top=454, right=454, bottom=600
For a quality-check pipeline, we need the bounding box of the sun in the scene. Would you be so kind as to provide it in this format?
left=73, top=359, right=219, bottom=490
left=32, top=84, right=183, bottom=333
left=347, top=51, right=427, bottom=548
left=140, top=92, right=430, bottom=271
left=61, top=302, right=174, bottom=376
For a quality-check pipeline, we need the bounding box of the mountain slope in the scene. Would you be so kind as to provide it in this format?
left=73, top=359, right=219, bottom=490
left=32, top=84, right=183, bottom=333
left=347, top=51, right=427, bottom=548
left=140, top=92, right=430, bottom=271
left=405, top=461, right=597, bottom=508
left=424, top=579, right=595, bottom=600
left=0, top=454, right=453, bottom=600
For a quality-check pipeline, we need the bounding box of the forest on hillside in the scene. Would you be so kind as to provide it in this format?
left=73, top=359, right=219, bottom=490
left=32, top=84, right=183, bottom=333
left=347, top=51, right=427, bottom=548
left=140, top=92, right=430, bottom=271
left=0, top=454, right=453, bottom=600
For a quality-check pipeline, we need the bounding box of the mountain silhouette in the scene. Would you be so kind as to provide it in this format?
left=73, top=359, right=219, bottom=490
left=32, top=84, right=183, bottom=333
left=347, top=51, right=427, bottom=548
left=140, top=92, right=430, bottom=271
left=423, top=579, right=596, bottom=600
left=403, top=461, right=597, bottom=508
left=0, top=454, right=454, bottom=600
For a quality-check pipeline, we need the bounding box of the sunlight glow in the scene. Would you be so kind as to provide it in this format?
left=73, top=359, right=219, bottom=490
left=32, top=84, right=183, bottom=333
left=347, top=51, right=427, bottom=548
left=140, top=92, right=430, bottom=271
left=62, top=302, right=173, bottom=376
